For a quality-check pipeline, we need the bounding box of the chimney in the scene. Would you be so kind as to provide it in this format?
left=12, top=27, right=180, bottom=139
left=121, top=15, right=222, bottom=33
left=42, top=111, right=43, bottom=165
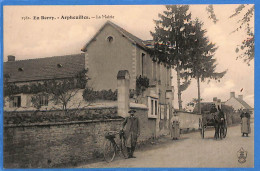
left=8, top=55, right=15, bottom=62
left=238, top=95, right=243, bottom=100
left=230, top=92, right=235, bottom=98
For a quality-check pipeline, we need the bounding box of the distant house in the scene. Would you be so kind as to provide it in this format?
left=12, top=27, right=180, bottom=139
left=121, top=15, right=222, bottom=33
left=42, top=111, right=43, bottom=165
left=224, top=92, right=253, bottom=113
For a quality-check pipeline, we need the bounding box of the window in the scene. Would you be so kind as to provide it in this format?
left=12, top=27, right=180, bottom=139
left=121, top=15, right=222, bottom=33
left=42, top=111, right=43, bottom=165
left=166, top=105, right=170, bottom=120
left=107, top=36, right=114, bottom=43
left=141, top=53, right=145, bottom=76
left=151, top=100, right=154, bottom=115
left=39, top=95, right=48, bottom=106
left=155, top=101, right=158, bottom=115
left=148, top=97, right=158, bottom=118
left=10, top=96, right=21, bottom=108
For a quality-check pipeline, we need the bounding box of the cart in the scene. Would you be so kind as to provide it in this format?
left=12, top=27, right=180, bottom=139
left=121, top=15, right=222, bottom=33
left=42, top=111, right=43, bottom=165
left=199, top=111, right=227, bottom=139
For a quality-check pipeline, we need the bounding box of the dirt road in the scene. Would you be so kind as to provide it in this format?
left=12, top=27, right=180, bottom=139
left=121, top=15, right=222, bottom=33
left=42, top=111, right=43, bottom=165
left=78, top=122, right=254, bottom=168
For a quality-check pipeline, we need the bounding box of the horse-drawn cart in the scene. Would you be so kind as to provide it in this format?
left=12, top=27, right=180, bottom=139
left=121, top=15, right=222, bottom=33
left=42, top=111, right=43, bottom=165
left=199, top=111, right=227, bottom=139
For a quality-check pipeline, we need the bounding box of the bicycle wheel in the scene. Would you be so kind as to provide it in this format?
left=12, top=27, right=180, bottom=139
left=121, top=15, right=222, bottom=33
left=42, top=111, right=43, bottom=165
left=103, top=139, right=116, bottom=162
left=119, top=138, right=128, bottom=159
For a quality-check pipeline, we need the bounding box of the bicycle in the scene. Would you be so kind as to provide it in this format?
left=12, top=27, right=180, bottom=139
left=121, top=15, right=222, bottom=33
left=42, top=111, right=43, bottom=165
left=103, top=130, right=128, bottom=162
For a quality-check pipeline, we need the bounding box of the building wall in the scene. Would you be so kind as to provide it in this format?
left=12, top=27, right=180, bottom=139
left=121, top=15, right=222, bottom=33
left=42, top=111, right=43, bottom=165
left=4, top=89, right=90, bottom=112
left=84, top=24, right=172, bottom=106
left=85, top=24, right=136, bottom=91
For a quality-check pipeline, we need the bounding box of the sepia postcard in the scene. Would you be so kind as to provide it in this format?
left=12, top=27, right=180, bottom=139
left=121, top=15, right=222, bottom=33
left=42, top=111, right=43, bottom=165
left=1, top=2, right=256, bottom=169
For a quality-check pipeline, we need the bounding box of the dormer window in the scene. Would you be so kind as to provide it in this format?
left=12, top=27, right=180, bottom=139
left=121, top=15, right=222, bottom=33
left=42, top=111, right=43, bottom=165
left=18, top=68, right=23, bottom=71
left=57, top=64, right=63, bottom=68
left=107, top=36, right=114, bottom=43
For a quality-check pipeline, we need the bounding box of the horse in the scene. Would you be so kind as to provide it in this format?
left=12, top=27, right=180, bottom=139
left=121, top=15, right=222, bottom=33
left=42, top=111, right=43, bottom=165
left=214, top=107, right=225, bottom=140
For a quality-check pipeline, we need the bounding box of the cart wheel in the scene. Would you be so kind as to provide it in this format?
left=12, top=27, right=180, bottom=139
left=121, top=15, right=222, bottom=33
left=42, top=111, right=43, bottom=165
left=103, top=139, right=116, bottom=162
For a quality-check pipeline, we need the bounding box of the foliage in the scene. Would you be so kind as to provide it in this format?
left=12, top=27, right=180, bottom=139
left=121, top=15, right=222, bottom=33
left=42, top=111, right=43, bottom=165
left=183, top=19, right=226, bottom=114
left=4, top=69, right=89, bottom=97
left=4, top=109, right=122, bottom=125
left=31, top=93, right=48, bottom=110
left=206, top=5, right=218, bottom=24
left=136, top=75, right=149, bottom=96
left=151, top=5, right=193, bottom=66
left=199, top=103, right=235, bottom=114
left=179, top=70, right=191, bottom=92
left=231, top=5, right=254, bottom=65
left=207, top=4, right=254, bottom=65
left=184, top=19, right=227, bottom=82
left=82, top=88, right=117, bottom=102
left=129, top=89, right=135, bottom=98
left=151, top=5, right=193, bottom=109
left=187, top=98, right=203, bottom=107
left=4, top=69, right=90, bottom=112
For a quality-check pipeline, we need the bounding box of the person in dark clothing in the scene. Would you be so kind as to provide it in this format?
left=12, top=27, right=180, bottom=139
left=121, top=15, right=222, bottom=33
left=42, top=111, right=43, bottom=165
left=122, top=109, right=140, bottom=158
left=210, top=104, right=218, bottom=113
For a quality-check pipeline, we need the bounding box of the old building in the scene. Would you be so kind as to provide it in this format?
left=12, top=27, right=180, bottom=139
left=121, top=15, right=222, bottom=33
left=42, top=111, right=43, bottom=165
left=224, top=92, right=254, bottom=115
left=4, top=21, right=174, bottom=117
left=4, top=21, right=175, bottom=137
left=81, top=21, right=174, bottom=119
left=4, top=54, right=87, bottom=111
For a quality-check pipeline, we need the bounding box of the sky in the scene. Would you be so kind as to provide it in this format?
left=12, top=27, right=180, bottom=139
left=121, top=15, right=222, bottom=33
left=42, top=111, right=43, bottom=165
left=3, top=5, right=254, bottom=109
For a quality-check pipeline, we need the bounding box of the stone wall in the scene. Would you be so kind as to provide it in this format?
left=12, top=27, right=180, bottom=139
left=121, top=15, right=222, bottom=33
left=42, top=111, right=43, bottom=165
left=4, top=119, right=123, bottom=168
left=4, top=106, right=152, bottom=168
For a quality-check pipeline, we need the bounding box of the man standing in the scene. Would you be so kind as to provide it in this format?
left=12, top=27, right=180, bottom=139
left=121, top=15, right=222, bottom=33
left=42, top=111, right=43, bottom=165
left=122, top=109, right=140, bottom=158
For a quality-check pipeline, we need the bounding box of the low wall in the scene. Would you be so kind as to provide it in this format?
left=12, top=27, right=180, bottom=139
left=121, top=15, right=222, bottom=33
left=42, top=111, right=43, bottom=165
left=4, top=106, right=152, bottom=168
left=178, top=112, right=202, bottom=130
left=4, top=119, right=123, bottom=168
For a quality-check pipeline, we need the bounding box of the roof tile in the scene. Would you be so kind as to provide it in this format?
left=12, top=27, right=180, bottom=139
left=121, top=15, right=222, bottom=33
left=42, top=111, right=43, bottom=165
left=4, top=53, right=85, bottom=83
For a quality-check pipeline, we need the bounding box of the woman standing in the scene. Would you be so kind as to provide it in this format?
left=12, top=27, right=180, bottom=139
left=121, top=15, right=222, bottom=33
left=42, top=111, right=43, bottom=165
left=170, top=111, right=180, bottom=140
left=240, top=109, right=251, bottom=137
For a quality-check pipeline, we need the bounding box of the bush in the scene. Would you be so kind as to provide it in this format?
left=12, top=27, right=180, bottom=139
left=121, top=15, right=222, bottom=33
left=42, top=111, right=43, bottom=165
left=83, top=88, right=117, bottom=102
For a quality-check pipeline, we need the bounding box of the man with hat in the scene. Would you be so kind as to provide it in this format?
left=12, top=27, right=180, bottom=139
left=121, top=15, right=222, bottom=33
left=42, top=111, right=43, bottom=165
left=122, top=109, right=140, bottom=158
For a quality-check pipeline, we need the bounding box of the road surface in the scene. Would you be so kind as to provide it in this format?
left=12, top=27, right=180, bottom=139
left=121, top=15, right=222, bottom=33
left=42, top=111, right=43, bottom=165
left=78, top=122, right=254, bottom=168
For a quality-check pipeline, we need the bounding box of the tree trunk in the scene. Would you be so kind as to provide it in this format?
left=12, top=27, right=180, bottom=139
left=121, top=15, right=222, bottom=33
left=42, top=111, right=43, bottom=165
left=176, top=66, right=182, bottom=110
left=197, top=76, right=201, bottom=114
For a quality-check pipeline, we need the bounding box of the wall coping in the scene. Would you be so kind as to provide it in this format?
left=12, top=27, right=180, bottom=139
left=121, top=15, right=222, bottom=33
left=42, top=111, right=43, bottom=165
left=4, top=118, right=124, bottom=128
left=130, top=103, right=148, bottom=110
left=177, top=111, right=201, bottom=115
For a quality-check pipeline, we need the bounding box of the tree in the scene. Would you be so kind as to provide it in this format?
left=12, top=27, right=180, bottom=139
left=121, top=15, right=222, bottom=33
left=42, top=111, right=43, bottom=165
left=151, top=5, right=194, bottom=110
left=206, top=4, right=254, bottom=65
left=4, top=69, right=90, bottom=113
left=185, top=19, right=227, bottom=114
left=44, top=69, right=90, bottom=113
left=44, top=78, right=79, bottom=112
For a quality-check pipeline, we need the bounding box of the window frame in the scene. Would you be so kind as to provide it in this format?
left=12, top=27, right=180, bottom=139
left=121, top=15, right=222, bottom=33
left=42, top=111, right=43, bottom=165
left=148, top=96, right=159, bottom=118
left=10, top=96, right=21, bottom=108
